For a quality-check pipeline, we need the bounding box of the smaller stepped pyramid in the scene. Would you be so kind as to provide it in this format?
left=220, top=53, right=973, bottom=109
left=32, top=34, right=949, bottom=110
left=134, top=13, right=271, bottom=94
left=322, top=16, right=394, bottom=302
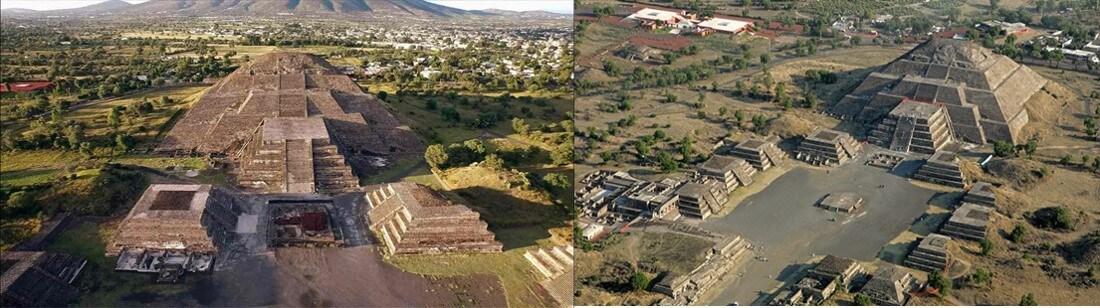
left=913, top=151, right=967, bottom=187
left=963, top=181, right=997, bottom=207
left=365, top=182, right=502, bottom=254
left=795, top=128, right=861, bottom=166
left=903, top=234, right=951, bottom=273
left=730, top=137, right=785, bottom=171
left=697, top=154, right=757, bottom=194
left=940, top=203, right=992, bottom=241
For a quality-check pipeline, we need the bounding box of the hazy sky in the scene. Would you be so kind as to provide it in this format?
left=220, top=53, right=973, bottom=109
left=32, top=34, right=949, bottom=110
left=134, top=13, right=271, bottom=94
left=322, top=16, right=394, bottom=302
left=0, top=0, right=573, bottom=14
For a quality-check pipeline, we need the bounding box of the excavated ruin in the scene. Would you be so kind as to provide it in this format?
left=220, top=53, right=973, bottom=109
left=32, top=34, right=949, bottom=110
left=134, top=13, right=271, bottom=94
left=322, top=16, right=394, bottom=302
left=157, top=52, right=421, bottom=194
left=833, top=39, right=1048, bottom=144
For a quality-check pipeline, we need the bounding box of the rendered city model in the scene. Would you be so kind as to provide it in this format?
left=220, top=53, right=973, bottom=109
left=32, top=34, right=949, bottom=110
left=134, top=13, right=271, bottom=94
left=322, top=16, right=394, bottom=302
left=574, top=0, right=1099, bottom=306
left=1, top=1, right=572, bottom=307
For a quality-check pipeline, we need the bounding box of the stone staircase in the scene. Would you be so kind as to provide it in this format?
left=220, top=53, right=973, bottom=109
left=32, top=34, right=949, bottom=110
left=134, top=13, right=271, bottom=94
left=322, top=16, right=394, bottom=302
left=311, top=139, right=358, bottom=194
left=524, top=245, right=574, bottom=279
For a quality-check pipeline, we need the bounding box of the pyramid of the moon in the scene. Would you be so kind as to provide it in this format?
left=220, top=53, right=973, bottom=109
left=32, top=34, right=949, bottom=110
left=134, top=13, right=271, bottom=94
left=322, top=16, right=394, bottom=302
left=832, top=39, right=1047, bottom=144
left=157, top=52, right=421, bottom=194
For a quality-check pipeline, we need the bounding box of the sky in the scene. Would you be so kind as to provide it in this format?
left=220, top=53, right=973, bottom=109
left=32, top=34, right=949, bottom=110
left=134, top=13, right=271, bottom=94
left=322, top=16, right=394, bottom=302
left=0, top=0, right=573, bottom=14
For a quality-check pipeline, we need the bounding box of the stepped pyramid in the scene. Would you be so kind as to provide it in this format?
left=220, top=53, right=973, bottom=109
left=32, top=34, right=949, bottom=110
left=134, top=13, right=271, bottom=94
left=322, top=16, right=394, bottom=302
left=903, top=234, right=951, bottom=273
left=914, top=151, right=967, bottom=187
left=364, top=182, right=502, bottom=255
left=697, top=154, right=757, bottom=194
left=730, top=137, right=785, bottom=171
left=833, top=39, right=1047, bottom=144
left=524, top=245, right=575, bottom=307
left=795, top=128, right=861, bottom=166
left=157, top=52, right=422, bottom=194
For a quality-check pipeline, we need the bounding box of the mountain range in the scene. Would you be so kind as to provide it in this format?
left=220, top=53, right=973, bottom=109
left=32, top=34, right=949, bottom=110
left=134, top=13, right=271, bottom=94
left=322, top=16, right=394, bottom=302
left=0, top=0, right=565, bottom=19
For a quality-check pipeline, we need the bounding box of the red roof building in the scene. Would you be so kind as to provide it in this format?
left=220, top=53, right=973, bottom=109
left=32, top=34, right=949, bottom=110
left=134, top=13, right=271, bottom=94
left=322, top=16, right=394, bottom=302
left=0, top=82, right=54, bottom=93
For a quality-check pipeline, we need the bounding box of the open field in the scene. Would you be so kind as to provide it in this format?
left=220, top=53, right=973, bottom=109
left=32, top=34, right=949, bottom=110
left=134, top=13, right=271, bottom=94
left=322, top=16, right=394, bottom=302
left=386, top=250, right=555, bottom=307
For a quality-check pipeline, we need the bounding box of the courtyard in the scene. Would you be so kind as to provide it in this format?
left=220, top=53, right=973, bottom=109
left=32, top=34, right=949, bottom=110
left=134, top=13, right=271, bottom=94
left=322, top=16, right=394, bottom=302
left=698, top=151, right=947, bottom=305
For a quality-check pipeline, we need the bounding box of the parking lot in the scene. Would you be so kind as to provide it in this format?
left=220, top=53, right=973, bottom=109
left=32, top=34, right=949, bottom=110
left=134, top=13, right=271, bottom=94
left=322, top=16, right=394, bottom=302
left=699, top=156, right=945, bottom=305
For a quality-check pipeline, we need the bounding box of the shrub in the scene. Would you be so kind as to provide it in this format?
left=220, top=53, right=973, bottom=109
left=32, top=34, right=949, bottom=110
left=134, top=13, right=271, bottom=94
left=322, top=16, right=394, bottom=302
left=630, top=272, right=649, bottom=291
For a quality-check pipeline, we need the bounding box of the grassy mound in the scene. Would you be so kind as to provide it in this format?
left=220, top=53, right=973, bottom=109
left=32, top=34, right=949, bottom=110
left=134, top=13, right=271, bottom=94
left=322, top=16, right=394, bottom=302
left=763, top=114, right=816, bottom=139
left=984, top=158, right=1051, bottom=191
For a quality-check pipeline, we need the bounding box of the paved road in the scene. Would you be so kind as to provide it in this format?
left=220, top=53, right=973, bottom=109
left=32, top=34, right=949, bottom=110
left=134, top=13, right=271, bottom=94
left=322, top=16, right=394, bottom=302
left=700, top=159, right=944, bottom=305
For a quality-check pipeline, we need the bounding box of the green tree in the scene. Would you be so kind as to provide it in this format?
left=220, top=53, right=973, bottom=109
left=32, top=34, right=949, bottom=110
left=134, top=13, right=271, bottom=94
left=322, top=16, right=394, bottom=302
left=630, top=272, right=649, bottom=291
left=853, top=293, right=873, bottom=306
left=551, top=140, right=573, bottom=165
left=1010, top=224, right=1027, bottom=243
left=6, top=191, right=35, bottom=212
left=377, top=91, right=388, bottom=101
left=542, top=173, right=569, bottom=191
left=512, top=118, right=530, bottom=135
left=115, top=134, right=135, bottom=152
left=927, top=270, right=953, bottom=296
left=482, top=154, right=504, bottom=170
left=1020, top=293, right=1037, bottom=306
left=980, top=238, right=995, bottom=256
left=425, top=144, right=449, bottom=169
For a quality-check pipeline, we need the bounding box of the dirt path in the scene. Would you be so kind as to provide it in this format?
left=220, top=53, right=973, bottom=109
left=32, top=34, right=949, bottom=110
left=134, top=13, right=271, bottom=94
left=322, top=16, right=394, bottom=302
left=273, top=247, right=506, bottom=307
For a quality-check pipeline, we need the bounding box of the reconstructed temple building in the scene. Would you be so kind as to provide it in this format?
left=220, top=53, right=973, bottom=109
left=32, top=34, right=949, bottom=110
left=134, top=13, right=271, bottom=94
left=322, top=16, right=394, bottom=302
left=365, top=182, right=502, bottom=254
left=1, top=252, right=86, bottom=307
left=914, top=151, right=967, bottom=188
left=107, top=184, right=243, bottom=281
left=795, top=128, right=861, bottom=166
left=617, top=178, right=680, bottom=219
left=818, top=193, right=864, bottom=213
left=157, top=52, right=422, bottom=194
left=729, top=137, right=785, bottom=171
left=904, top=234, right=952, bottom=273
left=940, top=203, right=992, bottom=241
left=833, top=39, right=1048, bottom=144
left=869, top=99, right=954, bottom=154
left=697, top=155, right=756, bottom=194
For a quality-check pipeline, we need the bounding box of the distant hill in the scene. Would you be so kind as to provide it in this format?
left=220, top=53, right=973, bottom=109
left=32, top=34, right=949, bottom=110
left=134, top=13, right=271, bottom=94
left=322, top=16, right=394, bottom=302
left=2, top=0, right=475, bottom=18
left=474, top=8, right=569, bottom=19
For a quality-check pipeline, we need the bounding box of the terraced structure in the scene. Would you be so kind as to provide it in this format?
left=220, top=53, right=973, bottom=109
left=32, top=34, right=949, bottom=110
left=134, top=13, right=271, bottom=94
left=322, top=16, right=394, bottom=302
left=157, top=52, right=421, bottom=194
left=834, top=39, right=1048, bottom=144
